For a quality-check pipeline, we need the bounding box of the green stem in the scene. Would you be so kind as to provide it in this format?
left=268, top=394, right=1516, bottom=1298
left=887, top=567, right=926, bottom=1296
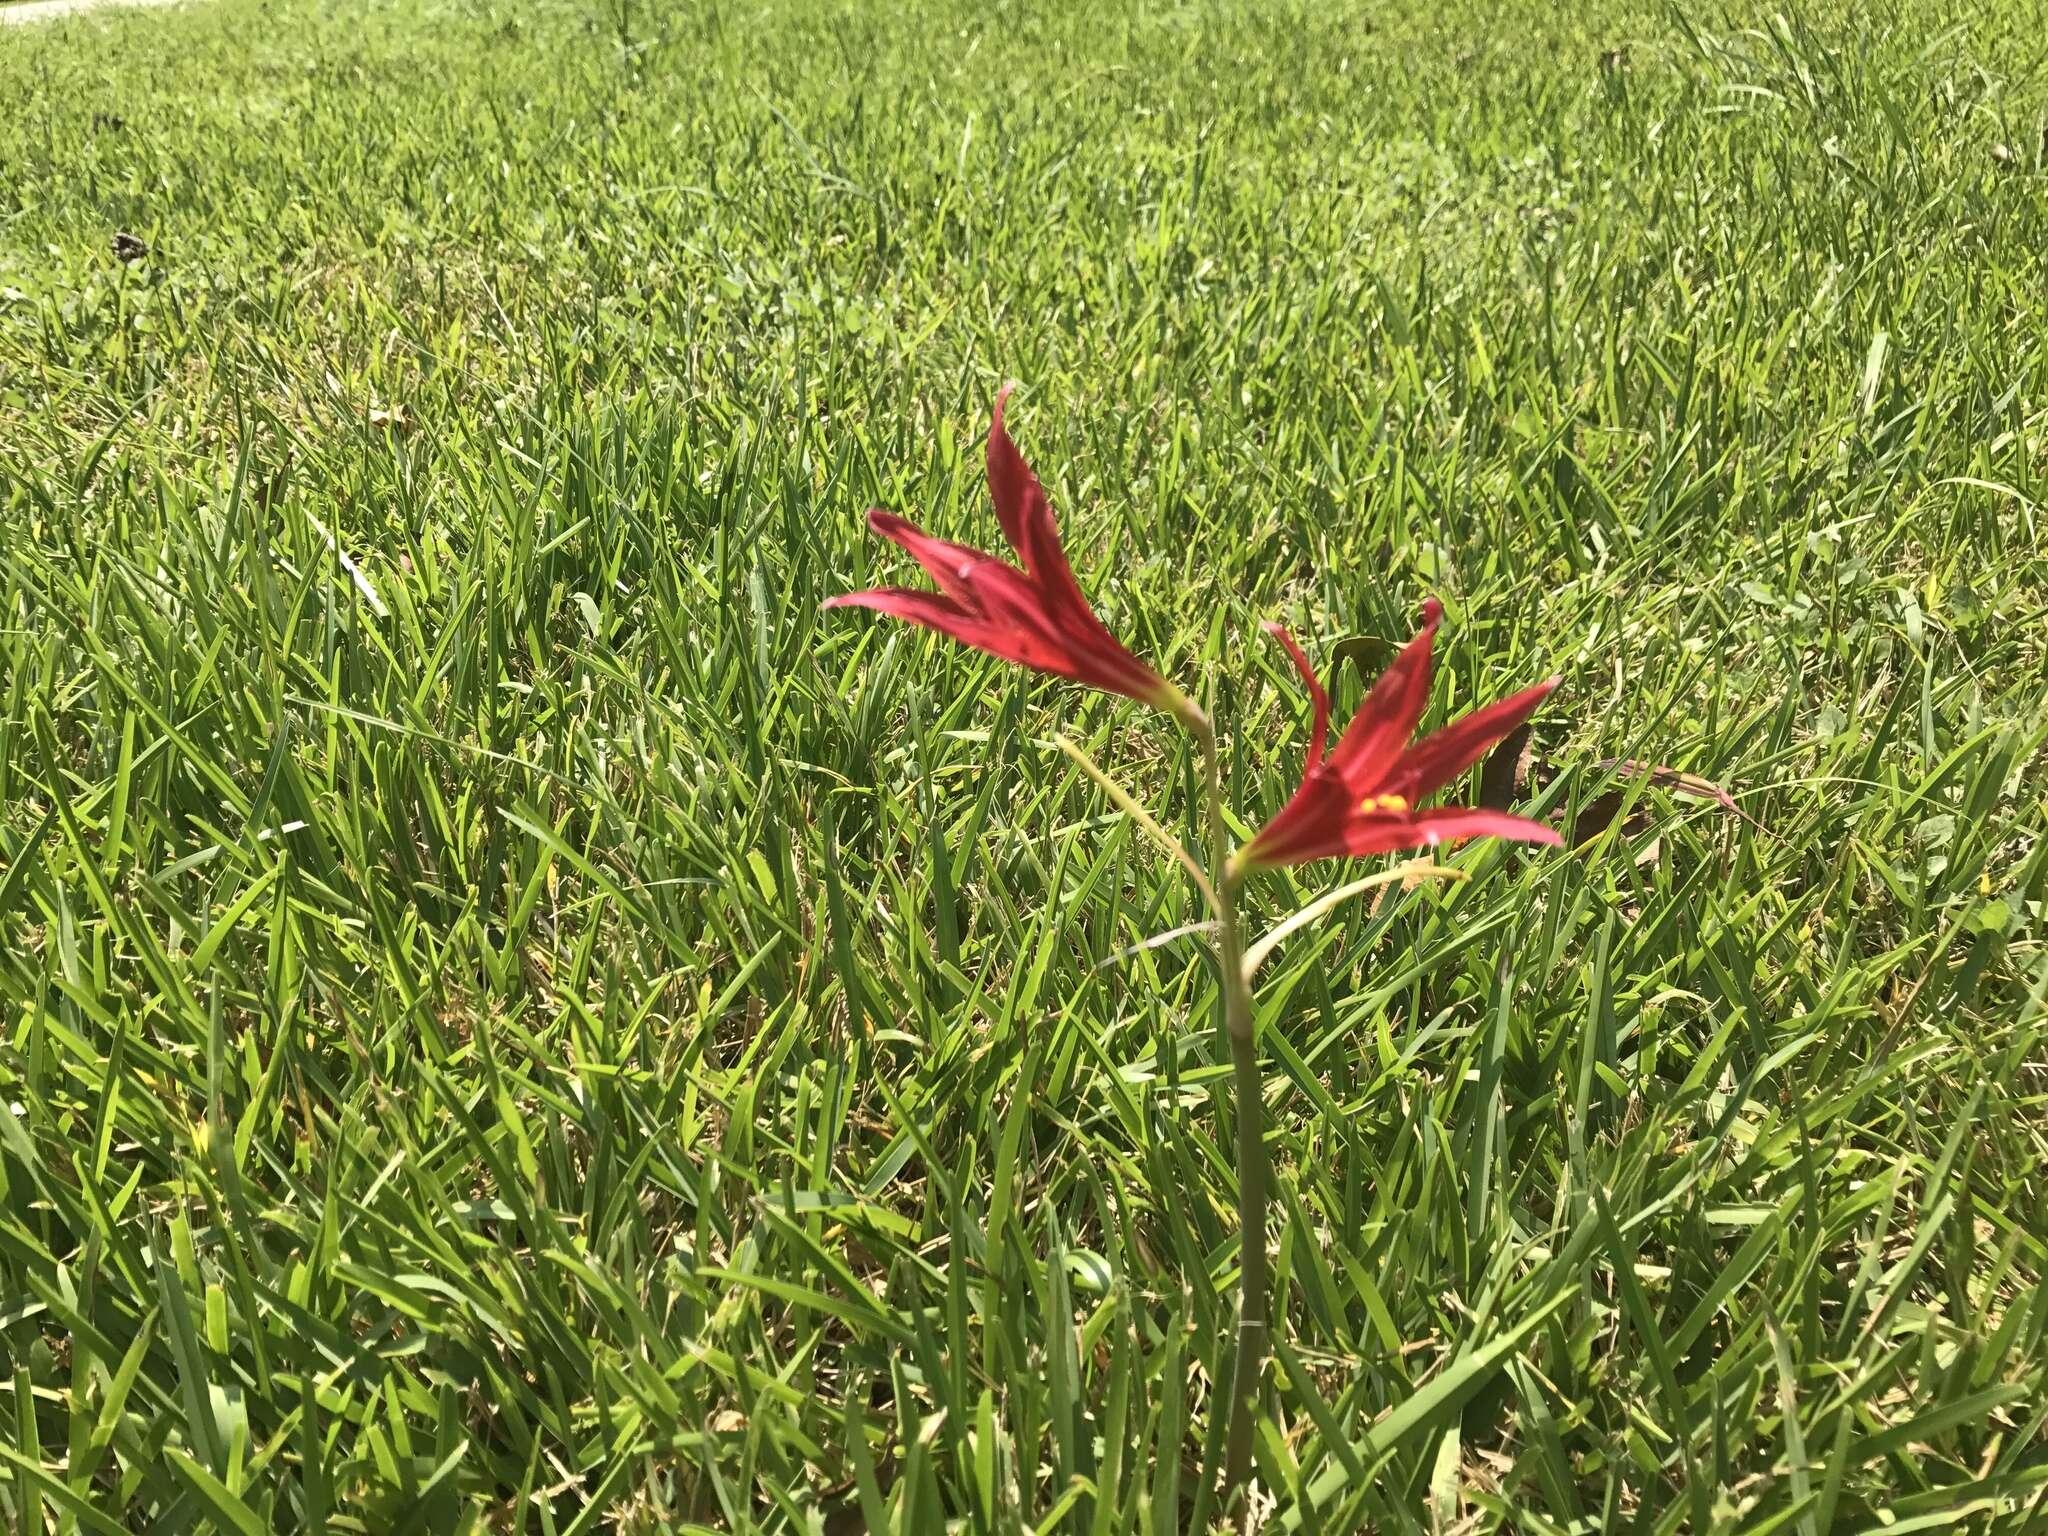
left=1194, top=714, right=1268, bottom=1522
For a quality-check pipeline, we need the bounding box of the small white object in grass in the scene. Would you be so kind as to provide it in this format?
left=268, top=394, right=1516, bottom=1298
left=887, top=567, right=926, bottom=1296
left=302, top=511, right=390, bottom=619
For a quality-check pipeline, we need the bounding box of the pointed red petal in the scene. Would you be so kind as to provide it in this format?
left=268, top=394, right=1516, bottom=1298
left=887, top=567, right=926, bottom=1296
left=830, top=397, right=1176, bottom=710
left=982, top=391, right=1173, bottom=706
left=985, top=386, right=1035, bottom=557
left=1324, top=805, right=1561, bottom=859
left=1233, top=760, right=1354, bottom=869
left=864, top=509, right=1009, bottom=609
left=1245, top=804, right=1561, bottom=867
left=1263, top=622, right=1329, bottom=788
left=986, top=388, right=1093, bottom=614
left=1401, top=806, right=1561, bottom=850
left=863, top=507, right=1087, bottom=645
left=1385, top=677, right=1559, bottom=803
left=1323, top=598, right=1442, bottom=793
left=864, top=508, right=1112, bottom=676
left=822, top=588, right=1074, bottom=676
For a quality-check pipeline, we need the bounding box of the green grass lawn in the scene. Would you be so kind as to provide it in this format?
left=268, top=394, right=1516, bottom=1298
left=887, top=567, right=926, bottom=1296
left=3, top=0, right=2047, bottom=1529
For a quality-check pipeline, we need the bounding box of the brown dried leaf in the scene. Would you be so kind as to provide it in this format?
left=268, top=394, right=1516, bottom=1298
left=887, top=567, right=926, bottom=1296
left=1593, top=758, right=1764, bottom=831
left=1331, top=633, right=1397, bottom=687
left=1475, top=732, right=1762, bottom=850
left=1478, top=722, right=1536, bottom=811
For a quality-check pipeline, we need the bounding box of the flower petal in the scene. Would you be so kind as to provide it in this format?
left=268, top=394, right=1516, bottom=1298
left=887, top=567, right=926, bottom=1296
left=863, top=507, right=1104, bottom=666
left=825, top=395, right=1178, bottom=713
left=1234, top=766, right=1360, bottom=868
left=1324, top=598, right=1442, bottom=793
left=1263, top=622, right=1329, bottom=787
left=1247, top=804, right=1561, bottom=867
left=1385, top=677, right=1559, bottom=804
left=987, top=387, right=1094, bottom=613
left=822, top=588, right=1075, bottom=676
left=864, top=509, right=1007, bottom=610
left=1404, top=806, right=1562, bottom=850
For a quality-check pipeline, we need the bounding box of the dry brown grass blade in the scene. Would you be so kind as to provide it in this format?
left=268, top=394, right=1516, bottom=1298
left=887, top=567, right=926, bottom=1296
left=1593, top=757, right=1765, bottom=831
left=1476, top=727, right=1767, bottom=845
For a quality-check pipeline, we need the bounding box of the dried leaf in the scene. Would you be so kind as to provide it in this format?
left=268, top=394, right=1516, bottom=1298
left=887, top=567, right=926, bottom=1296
left=1331, top=633, right=1396, bottom=687
left=1478, top=734, right=1762, bottom=850
left=1478, top=722, right=1536, bottom=811
left=1593, top=758, right=1763, bottom=831
left=1568, top=789, right=1629, bottom=845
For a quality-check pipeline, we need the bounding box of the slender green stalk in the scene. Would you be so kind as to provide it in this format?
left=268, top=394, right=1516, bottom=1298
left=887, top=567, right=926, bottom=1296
left=1193, top=714, right=1269, bottom=1522
left=1053, top=733, right=1220, bottom=912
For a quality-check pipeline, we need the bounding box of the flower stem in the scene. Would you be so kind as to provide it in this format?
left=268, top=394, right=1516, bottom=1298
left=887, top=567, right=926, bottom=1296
left=1194, top=714, right=1268, bottom=1523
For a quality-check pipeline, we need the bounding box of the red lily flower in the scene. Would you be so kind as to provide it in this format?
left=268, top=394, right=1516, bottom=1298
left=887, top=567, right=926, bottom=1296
left=1235, top=600, right=1560, bottom=873
left=824, top=389, right=1191, bottom=718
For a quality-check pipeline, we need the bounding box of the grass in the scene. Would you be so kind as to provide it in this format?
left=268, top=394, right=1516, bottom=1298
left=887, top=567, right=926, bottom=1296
left=2, top=0, right=2047, bottom=1528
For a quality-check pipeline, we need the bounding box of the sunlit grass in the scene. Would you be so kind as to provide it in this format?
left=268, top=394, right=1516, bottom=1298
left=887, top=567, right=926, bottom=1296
left=1, top=0, right=2044, bottom=1528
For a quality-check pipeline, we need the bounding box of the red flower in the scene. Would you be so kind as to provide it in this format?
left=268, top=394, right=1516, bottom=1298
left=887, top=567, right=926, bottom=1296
left=1235, top=600, right=1560, bottom=873
left=825, top=389, right=1191, bottom=718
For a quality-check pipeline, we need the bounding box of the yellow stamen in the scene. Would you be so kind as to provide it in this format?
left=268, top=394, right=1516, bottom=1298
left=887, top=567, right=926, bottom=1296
left=1371, top=793, right=1410, bottom=813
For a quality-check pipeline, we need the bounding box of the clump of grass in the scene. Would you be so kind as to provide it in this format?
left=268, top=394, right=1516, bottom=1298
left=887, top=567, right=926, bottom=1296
left=1, top=0, right=2045, bottom=1530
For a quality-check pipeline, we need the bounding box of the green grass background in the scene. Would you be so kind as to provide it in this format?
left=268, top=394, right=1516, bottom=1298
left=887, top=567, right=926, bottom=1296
left=2, top=0, right=2046, bottom=1529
